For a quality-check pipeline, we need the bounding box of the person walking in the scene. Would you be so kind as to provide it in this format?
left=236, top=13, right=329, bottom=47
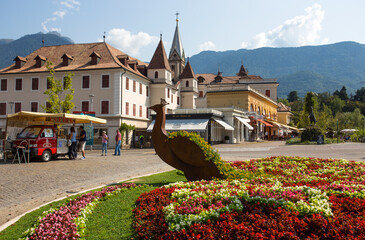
left=139, top=135, right=144, bottom=149
left=68, top=126, right=77, bottom=160
left=114, top=129, right=121, bottom=156
left=101, top=131, right=108, bottom=156
left=78, top=126, right=87, bottom=160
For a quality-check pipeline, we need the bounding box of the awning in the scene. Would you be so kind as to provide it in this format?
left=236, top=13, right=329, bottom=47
left=257, top=119, right=273, bottom=127
left=235, top=116, right=254, bottom=130
left=6, top=111, right=107, bottom=126
left=147, top=119, right=209, bottom=132
left=213, top=118, right=234, bottom=131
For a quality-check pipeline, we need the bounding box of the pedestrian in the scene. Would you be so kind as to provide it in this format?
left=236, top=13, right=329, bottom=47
left=101, top=131, right=108, bottom=156
left=78, top=126, right=87, bottom=160
left=113, top=129, right=121, bottom=156
left=68, top=126, right=77, bottom=160
left=139, top=135, right=144, bottom=149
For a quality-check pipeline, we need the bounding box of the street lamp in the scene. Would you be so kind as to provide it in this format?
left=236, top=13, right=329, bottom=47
left=89, top=94, right=95, bottom=112
left=9, top=102, right=14, bottom=114
left=337, top=119, right=339, bottom=144
left=88, top=94, right=95, bottom=151
left=361, top=118, right=365, bottom=142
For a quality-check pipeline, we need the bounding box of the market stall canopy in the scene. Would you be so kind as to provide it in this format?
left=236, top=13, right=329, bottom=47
left=213, top=118, right=234, bottom=131
left=147, top=119, right=209, bottom=132
left=340, top=129, right=357, bottom=133
left=235, top=116, right=254, bottom=130
left=257, top=119, right=273, bottom=127
left=7, top=111, right=107, bottom=127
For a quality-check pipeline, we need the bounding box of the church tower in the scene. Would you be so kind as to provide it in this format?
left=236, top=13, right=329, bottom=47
left=169, top=12, right=185, bottom=83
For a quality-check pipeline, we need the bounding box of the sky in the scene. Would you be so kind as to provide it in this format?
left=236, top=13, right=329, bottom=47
left=1, top=0, right=365, bottom=62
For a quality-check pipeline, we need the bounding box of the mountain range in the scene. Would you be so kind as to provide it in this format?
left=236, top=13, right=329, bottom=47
left=190, top=41, right=365, bottom=98
left=0, top=32, right=73, bottom=70
left=1, top=32, right=364, bottom=98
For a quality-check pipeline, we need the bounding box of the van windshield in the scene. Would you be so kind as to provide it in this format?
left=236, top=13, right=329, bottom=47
left=17, top=127, right=42, bottom=139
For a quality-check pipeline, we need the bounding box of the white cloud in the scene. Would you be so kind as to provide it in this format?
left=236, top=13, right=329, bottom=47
left=41, top=0, right=80, bottom=33
left=53, top=11, right=66, bottom=19
left=103, top=28, right=159, bottom=57
left=242, top=3, right=328, bottom=49
left=199, top=41, right=216, bottom=52
left=60, top=0, right=80, bottom=9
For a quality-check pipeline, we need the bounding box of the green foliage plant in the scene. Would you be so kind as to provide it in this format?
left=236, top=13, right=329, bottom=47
left=119, top=123, right=135, bottom=143
left=301, top=127, right=322, bottom=142
left=41, top=61, right=75, bottom=113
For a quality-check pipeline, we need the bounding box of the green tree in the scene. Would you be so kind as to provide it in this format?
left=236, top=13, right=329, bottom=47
left=41, top=62, right=75, bottom=113
left=287, top=91, right=299, bottom=102
left=328, top=96, right=345, bottom=117
left=334, top=86, right=349, bottom=101
left=353, top=87, right=365, bottom=102
left=278, top=98, right=289, bottom=105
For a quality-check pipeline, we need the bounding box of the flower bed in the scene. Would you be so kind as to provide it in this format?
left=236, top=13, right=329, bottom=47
left=20, top=183, right=139, bottom=239
left=133, top=156, right=365, bottom=239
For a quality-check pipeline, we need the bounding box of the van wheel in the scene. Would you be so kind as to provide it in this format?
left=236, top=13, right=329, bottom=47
left=41, top=150, right=52, bottom=162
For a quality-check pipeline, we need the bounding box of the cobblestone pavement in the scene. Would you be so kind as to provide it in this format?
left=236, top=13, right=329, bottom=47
left=1, top=141, right=364, bottom=226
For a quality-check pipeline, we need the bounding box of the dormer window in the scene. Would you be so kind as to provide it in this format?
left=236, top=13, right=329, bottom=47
left=127, top=60, right=138, bottom=71
left=13, top=56, right=27, bottom=69
left=186, top=80, right=189, bottom=87
left=34, top=55, right=46, bottom=68
left=197, top=76, right=205, bottom=83
left=117, top=54, right=129, bottom=65
left=89, top=52, right=101, bottom=65
left=61, top=53, right=73, bottom=66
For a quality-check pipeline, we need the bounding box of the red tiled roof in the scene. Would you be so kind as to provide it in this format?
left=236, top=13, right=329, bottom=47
left=148, top=39, right=172, bottom=72
left=278, top=102, right=291, bottom=112
left=179, top=61, right=196, bottom=79
left=0, top=42, right=149, bottom=79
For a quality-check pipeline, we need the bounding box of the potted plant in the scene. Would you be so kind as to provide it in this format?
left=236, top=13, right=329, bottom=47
left=224, top=135, right=230, bottom=144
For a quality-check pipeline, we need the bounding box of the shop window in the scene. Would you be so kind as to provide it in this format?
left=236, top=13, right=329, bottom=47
left=82, top=101, right=89, bottom=112
left=32, top=78, right=39, bottom=90
left=102, top=75, right=109, bottom=88
left=82, top=76, right=90, bottom=89
left=15, top=78, right=22, bottom=91
left=1, top=79, right=7, bottom=91
left=0, top=103, right=6, bottom=115
left=15, top=102, right=21, bottom=113
left=101, top=100, right=109, bottom=114
left=31, top=102, right=38, bottom=112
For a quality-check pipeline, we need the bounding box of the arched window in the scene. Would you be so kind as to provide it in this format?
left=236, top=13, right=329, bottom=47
left=257, top=107, right=261, bottom=114
left=155, top=71, right=158, bottom=79
left=186, top=80, right=189, bottom=87
left=250, top=104, right=254, bottom=112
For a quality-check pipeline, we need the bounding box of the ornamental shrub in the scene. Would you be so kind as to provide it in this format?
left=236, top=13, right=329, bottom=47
left=301, top=127, right=322, bottom=142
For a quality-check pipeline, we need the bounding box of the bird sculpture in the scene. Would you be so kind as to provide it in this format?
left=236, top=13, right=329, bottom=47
left=149, top=99, right=222, bottom=181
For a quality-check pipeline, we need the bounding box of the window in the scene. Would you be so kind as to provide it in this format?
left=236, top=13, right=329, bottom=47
left=41, top=128, right=54, bottom=138
left=63, top=76, right=67, bottom=89
left=15, top=78, right=22, bottom=91
left=199, top=91, right=203, bottom=97
left=101, top=101, right=109, bottom=114
left=102, top=75, right=109, bottom=88
left=47, top=78, right=51, bottom=89
left=15, top=102, right=21, bottom=113
left=0, top=103, right=6, bottom=115
left=146, top=108, right=149, bottom=118
left=139, top=105, right=142, bottom=117
left=133, top=104, right=136, bottom=116
left=139, top=83, right=142, bottom=94
left=133, top=80, right=136, bottom=92
left=265, top=90, right=271, bottom=97
left=126, top=102, right=129, bottom=115
left=171, top=95, right=173, bottom=103
left=155, top=71, right=158, bottom=79
left=82, top=101, right=89, bottom=112
left=185, top=80, right=189, bottom=87
left=31, top=78, right=39, bottom=90
left=126, top=77, right=129, bottom=90
left=146, top=86, right=149, bottom=96
left=1, top=79, right=7, bottom=91
left=31, top=102, right=38, bottom=112
left=168, top=89, right=170, bottom=98
left=46, top=102, right=51, bottom=113
left=82, top=76, right=90, bottom=89
left=177, top=96, right=180, bottom=105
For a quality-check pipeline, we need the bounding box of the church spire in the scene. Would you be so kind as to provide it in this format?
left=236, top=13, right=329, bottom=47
left=169, top=11, right=185, bottom=61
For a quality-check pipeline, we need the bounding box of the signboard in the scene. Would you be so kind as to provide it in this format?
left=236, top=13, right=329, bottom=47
left=84, top=124, right=94, bottom=146
left=46, top=117, right=75, bottom=124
